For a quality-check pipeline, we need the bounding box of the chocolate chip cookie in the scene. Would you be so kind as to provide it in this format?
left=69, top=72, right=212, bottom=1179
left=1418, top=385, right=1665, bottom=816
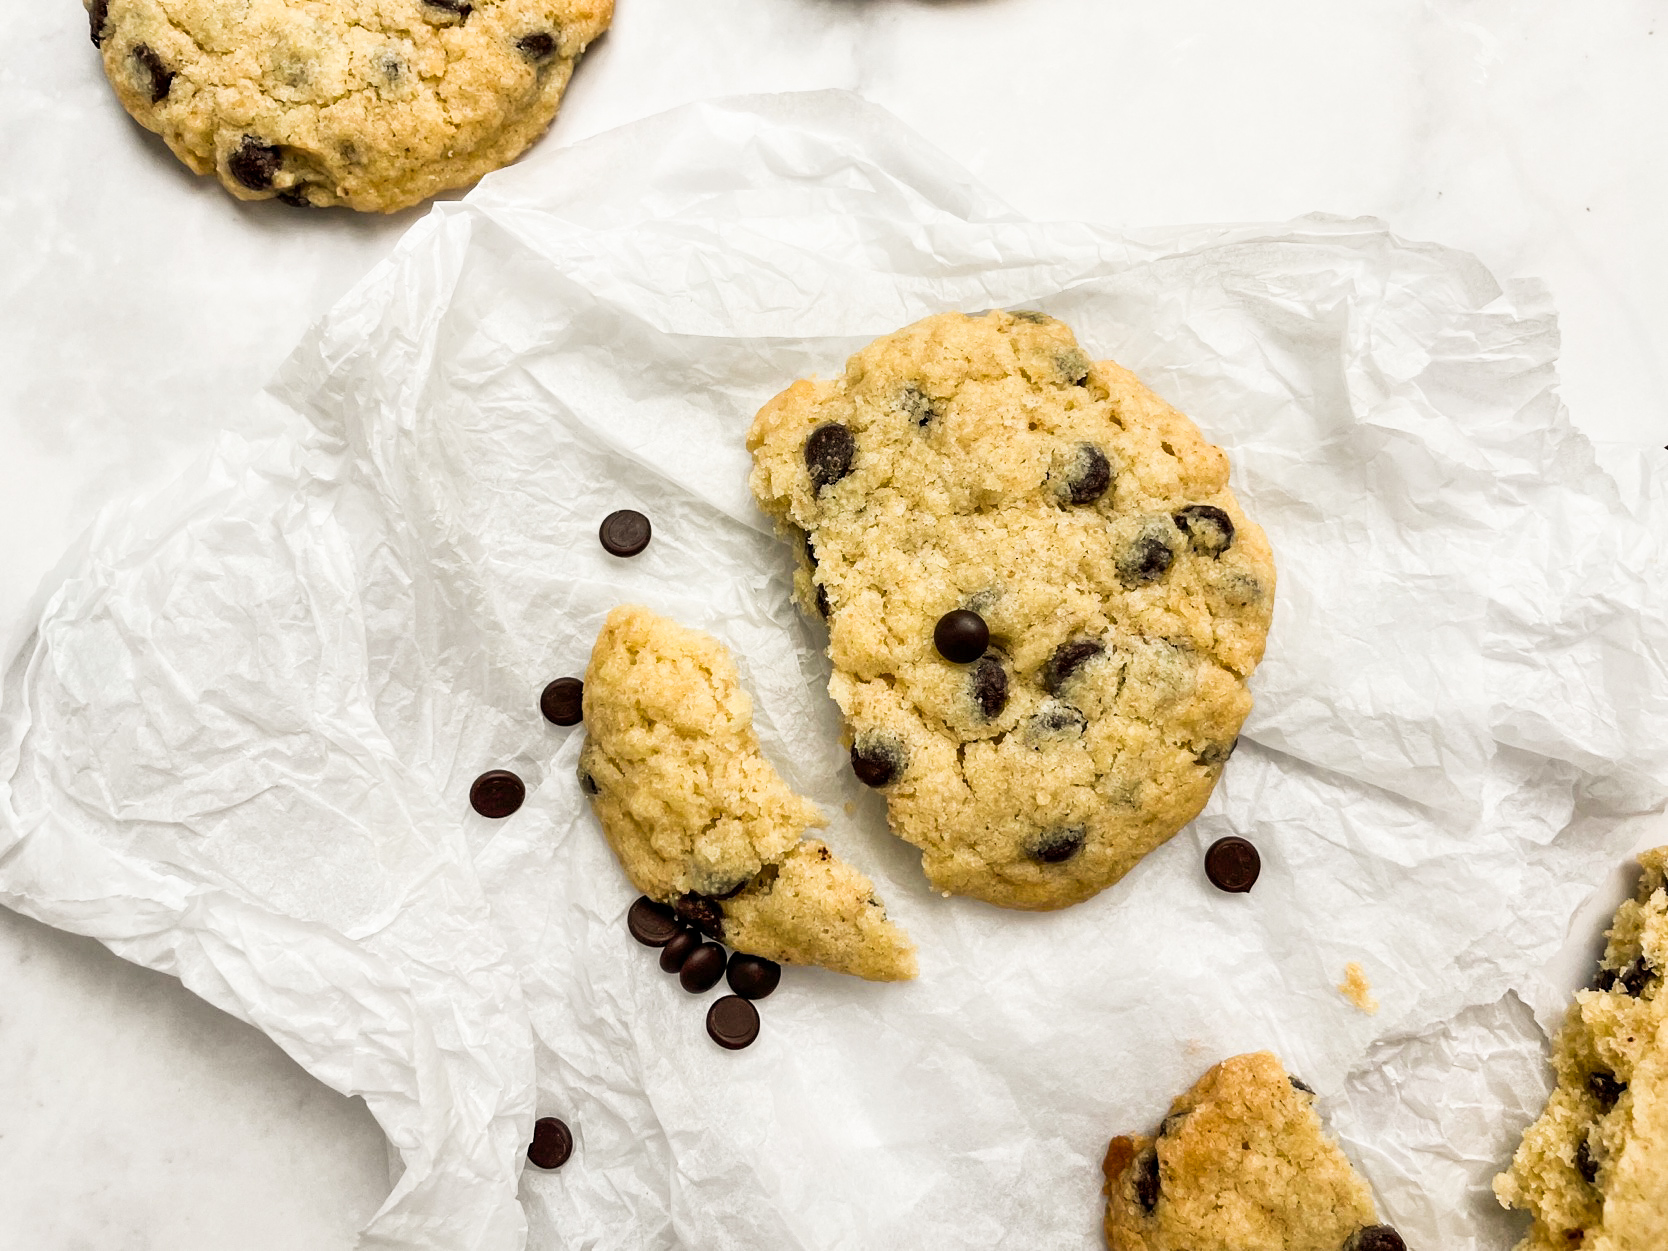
left=86, top=0, right=611, bottom=211
left=746, top=310, right=1275, bottom=910
left=1494, top=846, right=1668, bottom=1249
left=1103, top=1051, right=1403, bottom=1251
left=578, top=606, right=917, bottom=982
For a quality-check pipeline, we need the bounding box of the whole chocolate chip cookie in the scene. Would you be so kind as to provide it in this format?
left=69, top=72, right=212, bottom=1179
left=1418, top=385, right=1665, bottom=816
left=747, top=310, right=1275, bottom=910
left=1103, top=1051, right=1400, bottom=1251
left=85, top=0, right=611, bottom=211
left=578, top=606, right=917, bottom=982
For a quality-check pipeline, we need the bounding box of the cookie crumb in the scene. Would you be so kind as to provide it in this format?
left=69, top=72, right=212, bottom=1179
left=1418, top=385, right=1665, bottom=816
left=1338, top=962, right=1379, bottom=1014
left=843, top=801, right=857, bottom=817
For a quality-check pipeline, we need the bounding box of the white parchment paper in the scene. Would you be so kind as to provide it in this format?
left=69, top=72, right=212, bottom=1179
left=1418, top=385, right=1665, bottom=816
left=4, top=92, right=1668, bottom=1250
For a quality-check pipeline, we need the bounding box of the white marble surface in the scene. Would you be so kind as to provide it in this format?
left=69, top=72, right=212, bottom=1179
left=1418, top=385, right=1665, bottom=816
left=2, top=1, right=1666, bottom=1246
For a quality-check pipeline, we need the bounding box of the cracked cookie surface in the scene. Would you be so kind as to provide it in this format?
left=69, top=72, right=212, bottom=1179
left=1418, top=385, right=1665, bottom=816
left=1495, top=846, right=1668, bottom=1251
left=86, top=0, right=611, bottom=211
left=746, top=310, right=1275, bottom=910
left=1102, top=1051, right=1399, bottom=1251
left=579, top=605, right=917, bottom=982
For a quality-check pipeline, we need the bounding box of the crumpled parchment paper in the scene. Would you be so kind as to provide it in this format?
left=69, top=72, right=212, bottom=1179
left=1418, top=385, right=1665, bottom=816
left=3, top=91, right=1667, bottom=1250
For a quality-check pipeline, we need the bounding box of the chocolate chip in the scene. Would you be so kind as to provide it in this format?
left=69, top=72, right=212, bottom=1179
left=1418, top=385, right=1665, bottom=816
left=1195, top=738, right=1238, bottom=768
left=1133, top=1147, right=1160, bottom=1212
left=421, top=0, right=472, bottom=21
left=1158, top=1112, right=1188, bottom=1138
left=276, top=188, right=314, bottom=208
left=1009, top=309, right=1052, bottom=324
left=1030, top=827, right=1085, bottom=864
left=1343, top=1229, right=1406, bottom=1251
left=1026, top=702, right=1085, bottom=744
left=627, top=897, right=679, bottom=947
left=673, top=893, right=726, bottom=940
left=679, top=942, right=727, bottom=993
left=901, top=384, right=938, bottom=427
left=1576, top=1136, right=1598, bottom=1184
left=815, top=582, right=830, bottom=620
left=726, top=953, right=781, bottom=1000
left=1118, top=519, right=1179, bottom=586
left=228, top=136, right=282, bottom=191
left=1587, top=1070, right=1626, bottom=1109
left=598, top=509, right=651, bottom=557
left=1055, top=442, right=1112, bottom=506
left=526, top=1117, right=573, bottom=1170
left=970, top=655, right=1009, bottom=720
left=1594, top=966, right=1618, bottom=992
left=1057, top=348, right=1091, bottom=385
left=1043, top=640, right=1103, bottom=695
left=1174, top=504, right=1236, bottom=557
left=658, top=927, right=701, bottom=973
left=1204, top=836, right=1260, bottom=893
left=469, top=769, right=524, bottom=818
left=850, top=735, right=904, bottom=788
left=1289, top=1075, right=1314, bottom=1094
left=706, top=994, right=761, bottom=1050
left=516, top=31, right=558, bottom=61
left=130, top=43, right=174, bottom=102
left=577, top=767, right=599, bottom=796
left=804, top=422, right=856, bottom=491
left=934, top=609, right=989, bottom=664
left=540, top=677, right=584, bottom=726
left=1620, top=956, right=1653, bottom=996
left=89, top=0, right=110, bottom=45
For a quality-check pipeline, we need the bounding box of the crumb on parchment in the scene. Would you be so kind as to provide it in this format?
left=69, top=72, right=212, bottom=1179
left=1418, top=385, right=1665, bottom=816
left=1338, top=962, right=1379, bottom=1014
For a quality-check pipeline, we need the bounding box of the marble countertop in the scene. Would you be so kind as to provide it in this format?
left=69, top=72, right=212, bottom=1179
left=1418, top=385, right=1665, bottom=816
left=2, top=1, right=1665, bottom=1246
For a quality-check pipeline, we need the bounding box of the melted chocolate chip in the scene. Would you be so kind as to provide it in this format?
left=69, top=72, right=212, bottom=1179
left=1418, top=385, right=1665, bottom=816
left=1588, top=1070, right=1626, bottom=1109
left=726, top=953, right=781, bottom=1000
left=935, top=609, right=990, bottom=664
left=1158, top=1112, right=1188, bottom=1138
left=1043, top=640, right=1103, bottom=694
left=422, top=0, right=472, bottom=20
left=469, top=769, right=524, bottom=818
left=673, top=894, right=725, bottom=940
left=1057, top=348, right=1091, bottom=385
left=970, top=655, right=1009, bottom=719
left=901, top=384, right=938, bottom=427
left=815, top=582, right=830, bottom=619
left=1173, top=504, right=1236, bottom=557
left=228, top=136, right=282, bottom=191
left=804, top=422, right=857, bottom=491
left=1620, top=956, right=1653, bottom=996
left=1594, top=966, right=1619, bottom=992
left=1343, top=1229, right=1406, bottom=1251
left=706, top=994, right=761, bottom=1050
left=577, top=766, right=599, bottom=796
left=1133, top=1148, right=1160, bottom=1212
left=658, top=927, right=701, bottom=973
left=1027, top=702, right=1086, bottom=744
left=89, top=0, right=110, bottom=45
left=599, top=509, right=651, bottom=557
left=1055, top=442, right=1112, bottom=506
left=517, top=31, right=558, bottom=60
left=276, top=188, right=314, bottom=208
left=131, top=43, right=174, bottom=102
left=1204, top=836, right=1260, bottom=893
left=678, top=942, right=727, bottom=993
left=1289, top=1075, right=1314, bottom=1094
left=527, top=1117, right=573, bottom=1170
left=541, top=677, right=584, bottom=726
left=1195, top=738, right=1239, bottom=768
left=850, top=735, right=904, bottom=788
left=627, top=897, right=680, bottom=947
left=1118, top=520, right=1179, bottom=586
left=1576, top=1136, right=1598, bottom=1185
left=1030, top=826, right=1085, bottom=864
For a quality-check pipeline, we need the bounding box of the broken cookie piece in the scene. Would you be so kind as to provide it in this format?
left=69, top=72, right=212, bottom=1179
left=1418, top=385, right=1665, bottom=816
left=578, top=605, right=916, bottom=982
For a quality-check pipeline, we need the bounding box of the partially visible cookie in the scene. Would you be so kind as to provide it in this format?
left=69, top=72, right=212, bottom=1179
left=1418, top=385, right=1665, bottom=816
left=86, top=0, right=612, bottom=211
left=1102, top=1051, right=1402, bottom=1251
left=579, top=605, right=917, bottom=982
left=746, top=310, right=1275, bottom=910
left=1494, top=847, right=1668, bottom=1250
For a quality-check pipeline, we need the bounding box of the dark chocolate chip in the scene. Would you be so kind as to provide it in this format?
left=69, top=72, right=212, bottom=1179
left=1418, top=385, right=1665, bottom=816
left=130, top=43, right=174, bottom=102
left=1133, top=1147, right=1160, bottom=1212
left=627, top=897, right=679, bottom=948
left=814, top=582, right=830, bottom=620
left=679, top=942, right=727, bottom=993
left=1057, top=442, right=1112, bottom=505
left=901, top=384, right=938, bottom=427
left=1158, top=1112, right=1188, bottom=1138
left=726, top=953, right=781, bottom=1000
left=540, top=677, right=584, bottom=726
left=516, top=31, right=558, bottom=61
left=1118, top=520, right=1178, bottom=586
left=1057, top=348, right=1091, bottom=384
left=1173, top=504, right=1236, bottom=557
left=228, top=136, right=282, bottom=191
left=1620, top=956, right=1653, bottom=996
left=1343, top=1229, right=1406, bottom=1251
left=577, top=767, right=599, bottom=796
left=1030, top=827, right=1085, bottom=865
left=1043, top=640, right=1104, bottom=695
left=421, top=0, right=472, bottom=20
left=970, top=655, right=1009, bottom=720
left=1588, top=1070, right=1626, bottom=1110
left=1027, top=702, right=1086, bottom=743
left=470, top=769, right=525, bottom=818
left=658, top=927, right=701, bottom=973
left=527, top=1117, right=573, bottom=1170
left=850, top=735, right=904, bottom=788
left=1195, top=738, right=1239, bottom=768
left=598, top=509, right=651, bottom=557
left=673, top=894, right=726, bottom=940
left=1594, top=966, right=1619, bottom=992
left=1576, top=1136, right=1598, bottom=1185
left=706, top=994, right=761, bottom=1050
left=1289, top=1075, right=1314, bottom=1094
left=710, top=877, right=750, bottom=901
left=1204, top=836, right=1260, bottom=893
left=276, top=188, right=313, bottom=208
left=934, top=609, right=990, bottom=664
left=804, top=422, right=856, bottom=491
left=89, top=0, right=110, bottom=45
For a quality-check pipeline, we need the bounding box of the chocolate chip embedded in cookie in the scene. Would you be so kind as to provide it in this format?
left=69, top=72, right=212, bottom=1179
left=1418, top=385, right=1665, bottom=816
left=747, top=310, right=1276, bottom=910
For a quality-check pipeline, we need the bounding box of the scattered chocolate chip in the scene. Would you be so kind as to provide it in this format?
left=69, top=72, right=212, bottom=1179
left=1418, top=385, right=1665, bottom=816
left=934, top=609, right=990, bottom=664
left=1588, top=1070, right=1626, bottom=1110
left=526, top=1117, right=573, bottom=1170
left=516, top=31, right=558, bottom=61
left=89, top=0, right=110, bottom=45
left=421, top=0, right=472, bottom=20
left=901, top=384, right=938, bottom=427
left=1195, top=738, right=1239, bottom=768
left=706, top=994, right=761, bottom=1050
left=1576, top=1136, right=1598, bottom=1185
left=673, top=893, right=726, bottom=940
left=627, top=897, right=679, bottom=948
left=970, top=655, right=1009, bottom=719
left=228, top=136, right=282, bottom=191
left=1620, top=956, right=1653, bottom=996
left=1133, top=1147, right=1160, bottom=1212
left=1173, top=504, right=1236, bottom=557
left=1118, top=519, right=1179, bottom=586
left=1204, top=836, right=1260, bottom=893
left=679, top=942, right=727, bottom=993
left=470, top=769, right=525, bottom=818
left=1289, top=1075, right=1314, bottom=1094
left=850, top=735, right=904, bottom=788
left=814, top=582, right=830, bottom=620
left=804, top=423, right=856, bottom=491
left=1343, top=1229, right=1406, bottom=1251
left=1043, top=640, right=1103, bottom=695
left=130, top=43, right=174, bottom=102
left=1056, top=442, right=1112, bottom=506
left=1030, top=827, right=1085, bottom=864
left=658, top=928, right=701, bottom=973
left=540, top=677, right=584, bottom=726
left=726, top=953, right=781, bottom=1000
left=598, top=509, right=651, bottom=557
